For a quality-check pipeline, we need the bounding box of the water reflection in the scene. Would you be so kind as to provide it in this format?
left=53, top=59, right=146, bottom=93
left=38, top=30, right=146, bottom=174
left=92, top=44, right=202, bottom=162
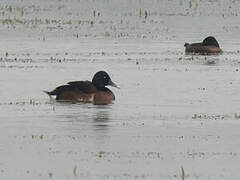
left=92, top=105, right=111, bottom=131
left=204, top=57, right=220, bottom=65
left=55, top=103, right=112, bottom=134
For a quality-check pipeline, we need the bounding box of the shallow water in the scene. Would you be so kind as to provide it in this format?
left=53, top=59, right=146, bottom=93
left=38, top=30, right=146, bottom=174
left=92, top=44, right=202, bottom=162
left=1, top=0, right=240, bottom=180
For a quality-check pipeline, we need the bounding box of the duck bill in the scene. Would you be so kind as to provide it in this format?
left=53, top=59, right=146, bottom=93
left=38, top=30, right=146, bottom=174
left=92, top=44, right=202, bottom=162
left=108, top=80, right=120, bottom=89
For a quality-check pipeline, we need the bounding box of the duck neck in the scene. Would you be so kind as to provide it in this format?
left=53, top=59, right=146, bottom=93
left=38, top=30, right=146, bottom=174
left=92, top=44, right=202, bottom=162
left=92, top=81, right=105, bottom=90
left=96, top=85, right=106, bottom=91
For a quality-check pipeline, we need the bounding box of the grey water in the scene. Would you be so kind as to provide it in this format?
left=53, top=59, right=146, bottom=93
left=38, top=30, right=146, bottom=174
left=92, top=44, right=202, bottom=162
left=1, top=0, right=240, bottom=179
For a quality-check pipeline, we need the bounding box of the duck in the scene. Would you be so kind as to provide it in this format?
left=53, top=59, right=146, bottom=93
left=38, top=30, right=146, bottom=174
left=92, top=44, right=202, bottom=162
left=184, top=36, right=222, bottom=55
left=44, top=71, right=119, bottom=105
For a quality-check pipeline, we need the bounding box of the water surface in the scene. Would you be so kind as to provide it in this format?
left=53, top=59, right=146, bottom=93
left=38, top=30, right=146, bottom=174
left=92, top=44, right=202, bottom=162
left=0, top=0, right=240, bottom=179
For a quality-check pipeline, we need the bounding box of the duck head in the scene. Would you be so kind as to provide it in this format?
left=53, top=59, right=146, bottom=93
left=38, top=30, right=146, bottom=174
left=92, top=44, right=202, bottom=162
left=202, top=36, right=220, bottom=48
left=92, top=71, right=119, bottom=90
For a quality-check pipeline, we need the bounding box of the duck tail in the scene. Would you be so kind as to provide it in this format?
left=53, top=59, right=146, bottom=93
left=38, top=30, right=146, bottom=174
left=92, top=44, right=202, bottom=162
left=43, top=90, right=51, bottom=95
left=184, top=43, right=189, bottom=47
left=43, top=90, right=55, bottom=101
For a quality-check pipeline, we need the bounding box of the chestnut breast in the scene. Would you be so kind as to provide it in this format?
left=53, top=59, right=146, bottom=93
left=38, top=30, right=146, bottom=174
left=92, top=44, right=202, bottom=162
left=93, top=88, right=115, bottom=105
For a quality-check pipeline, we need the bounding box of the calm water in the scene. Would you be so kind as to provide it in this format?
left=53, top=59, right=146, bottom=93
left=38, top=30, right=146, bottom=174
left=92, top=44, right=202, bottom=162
left=1, top=0, right=240, bottom=179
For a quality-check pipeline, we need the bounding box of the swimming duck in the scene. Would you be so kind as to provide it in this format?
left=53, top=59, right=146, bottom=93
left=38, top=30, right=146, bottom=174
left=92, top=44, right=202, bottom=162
left=184, top=36, right=222, bottom=55
left=44, top=71, right=119, bottom=105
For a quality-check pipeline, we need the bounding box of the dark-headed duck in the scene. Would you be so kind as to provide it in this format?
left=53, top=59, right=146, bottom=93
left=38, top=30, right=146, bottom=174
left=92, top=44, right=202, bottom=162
left=44, top=71, right=119, bottom=105
left=184, top=36, right=222, bottom=55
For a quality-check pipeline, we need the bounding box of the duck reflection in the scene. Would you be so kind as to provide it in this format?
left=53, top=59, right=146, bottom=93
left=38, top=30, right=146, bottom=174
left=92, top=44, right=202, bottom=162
left=92, top=105, right=111, bottom=131
left=55, top=103, right=112, bottom=135
left=204, top=57, right=219, bottom=65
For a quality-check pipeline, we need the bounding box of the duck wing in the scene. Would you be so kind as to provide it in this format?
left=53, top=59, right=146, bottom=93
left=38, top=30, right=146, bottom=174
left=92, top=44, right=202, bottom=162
left=189, top=42, right=202, bottom=46
left=67, top=80, right=97, bottom=93
left=45, top=81, right=96, bottom=96
left=45, top=85, right=75, bottom=96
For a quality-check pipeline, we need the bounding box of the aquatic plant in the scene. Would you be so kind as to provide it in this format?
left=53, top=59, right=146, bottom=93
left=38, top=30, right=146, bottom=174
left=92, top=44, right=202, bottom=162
left=181, top=167, right=185, bottom=180
left=73, top=166, right=77, bottom=177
